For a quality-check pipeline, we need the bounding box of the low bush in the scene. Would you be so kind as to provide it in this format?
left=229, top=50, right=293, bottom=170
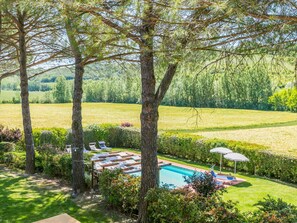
left=184, top=172, right=223, bottom=197
left=0, top=142, right=15, bottom=153
left=107, top=126, right=141, bottom=148
left=0, top=125, right=22, bottom=142
left=248, top=196, right=297, bottom=223
left=269, top=88, right=297, bottom=112
left=98, top=169, right=140, bottom=214
left=82, top=124, right=115, bottom=148
left=146, top=187, right=244, bottom=223
left=33, top=128, right=68, bottom=149
left=2, top=152, right=26, bottom=169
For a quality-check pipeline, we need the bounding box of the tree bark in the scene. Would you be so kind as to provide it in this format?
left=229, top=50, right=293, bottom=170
left=137, top=2, right=158, bottom=222
left=71, top=56, right=85, bottom=194
left=295, top=58, right=297, bottom=89
left=17, top=11, right=35, bottom=174
left=66, top=19, right=85, bottom=194
left=138, top=48, right=159, bottom=223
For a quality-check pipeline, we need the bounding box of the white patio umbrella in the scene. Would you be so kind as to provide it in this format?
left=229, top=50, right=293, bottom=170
left=224, top=152, right=249, bottom=174
left=210, top=147, right=233, bottom=173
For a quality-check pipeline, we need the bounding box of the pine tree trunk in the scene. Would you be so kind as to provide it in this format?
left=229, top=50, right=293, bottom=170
left=295, top=58, right=297, bottom=89
left=137, top=48, right=159, bottom=223
left=18, top=12, right=35, bottom=174
left=66, top=19, right=86, bottom=194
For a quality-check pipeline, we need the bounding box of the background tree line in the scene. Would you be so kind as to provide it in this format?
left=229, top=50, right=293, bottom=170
left=2, top=56, right=295, bottom=111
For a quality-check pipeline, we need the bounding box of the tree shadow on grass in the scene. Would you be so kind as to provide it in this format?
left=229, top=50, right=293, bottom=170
left=0, top=171, right=130, bottom=223
left=233, top=181, right=252, bottom=188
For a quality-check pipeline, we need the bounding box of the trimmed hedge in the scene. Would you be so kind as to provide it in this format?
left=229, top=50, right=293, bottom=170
left=94, top=126, right=297, bottom=184
left=3, top=124, right=297, bottom=184
left=33, top=128, right=68, bottom=149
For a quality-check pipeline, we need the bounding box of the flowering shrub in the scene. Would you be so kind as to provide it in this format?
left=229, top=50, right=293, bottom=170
left=121, top=122, right=134, bottom=127
left=184, top=172, right=223, bottom=197
left=0, top=125, right=22, bottom=142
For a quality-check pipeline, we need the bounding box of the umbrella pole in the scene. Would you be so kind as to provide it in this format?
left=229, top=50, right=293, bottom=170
left=234, top=161, right=237, bottom=174
left=220, top=154, right=222, bottom=173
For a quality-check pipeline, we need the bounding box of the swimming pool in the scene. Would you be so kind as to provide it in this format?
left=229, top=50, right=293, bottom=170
left=131, top=165, right=201, bottom=188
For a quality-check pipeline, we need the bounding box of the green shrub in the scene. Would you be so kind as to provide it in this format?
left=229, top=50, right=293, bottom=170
left=0, top=125, right=22, bottom=142
left=98, top=169, right=140, bottom=214
left=42, top=153, right=72, bottom=180
left=33, top=128, right=68, bottom=150
left=184, top=172, right=222, bottom=197
left=65, top=124, right=117, bottom=149
left=0, top=142, right=15, bottom=153
left=146, top=187, right=244, bottom=223
left=2, top=152, right=26, bottom=169
left=269, top=88, right=297, bottom=112
left=108, top=126, right=141, bottom=148
left=287, top=89, right=297, bottom=112
left=249, top=196, right=297, bottom=223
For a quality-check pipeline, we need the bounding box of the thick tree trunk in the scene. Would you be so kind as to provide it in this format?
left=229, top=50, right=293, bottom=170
left=71, top=57, right=85, bottom=194
left=66, top=19, right=85, bottom=194
left=18, top=12, right=35, bottom=174
left=138, top=49, right=159, bottom=223
left=295, top=58, right=297, bottom=89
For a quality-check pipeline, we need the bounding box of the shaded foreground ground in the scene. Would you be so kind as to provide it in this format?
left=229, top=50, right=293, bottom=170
left=0, top=165, right=132, bottom=223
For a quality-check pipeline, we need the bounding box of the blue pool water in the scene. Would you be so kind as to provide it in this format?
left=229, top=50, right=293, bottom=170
left=132, top=165, right=201, bottom=188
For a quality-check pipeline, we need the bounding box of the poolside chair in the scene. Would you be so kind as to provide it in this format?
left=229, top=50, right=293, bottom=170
left=98, top=141, right=112, bottom=151
left=65, top=145, right=72, bottom=154
left=89, top=142, right=101, bottom=152
left=210, top=170, right=236, bottom=181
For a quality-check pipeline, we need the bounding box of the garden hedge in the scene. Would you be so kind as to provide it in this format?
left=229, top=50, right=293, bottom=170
left=94, top=126, right=297, bottom=184
left=3, top=124, right=297, bottom=184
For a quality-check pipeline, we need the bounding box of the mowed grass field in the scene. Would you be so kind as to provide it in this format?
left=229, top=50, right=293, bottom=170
left=0, top=90, right=47, bottom=102
left=1, top=103, right=297, bottom=156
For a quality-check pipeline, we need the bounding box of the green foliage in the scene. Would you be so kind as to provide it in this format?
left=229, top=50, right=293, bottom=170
left=33, top=128, right=68, bottom=149
left=83, top=124, right=116, bottom=148
left=2, top=152, right=26, bottom=169
left=107, top=126, right=141, bottom=148
left=249, top=196, right=297, bottom=223
left=98, top=169, right=140, bottom=214
left=53, top=76, right=71, bottom=103
left=269, top=88, right=297, bottom=112
left=82, top=125, right=297, bottom=184
left=146, top=187, right=244, bottom=223
left=0, top=125, right=22, bottom=142
left=0, top=142, right=15, bottom=153
left=184, top=172, right=222, bottom=197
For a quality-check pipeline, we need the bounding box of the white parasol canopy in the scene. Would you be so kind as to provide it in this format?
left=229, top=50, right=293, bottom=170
left=210, top=147, right=233, bottom=173
left=224, top=152, right=249, bottom=174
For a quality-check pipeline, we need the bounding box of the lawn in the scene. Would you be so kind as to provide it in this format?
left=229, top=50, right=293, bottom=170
left=114, top=148, right=297, bottom=212
left=197, top=125, right=297, bottom=158
left=0, top=166, right=130, bottom=223
left=1, top=103, right=297, bottom=156
left=1, top=103, right=297, bottom=131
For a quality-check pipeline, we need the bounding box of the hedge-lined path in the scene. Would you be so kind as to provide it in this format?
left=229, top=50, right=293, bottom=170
left=0, top=165, right=134, bottom=223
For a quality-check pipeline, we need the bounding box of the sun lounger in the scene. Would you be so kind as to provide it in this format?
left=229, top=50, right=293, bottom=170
left=98, top=141, right=112, bottom=151
left=131, top=155, right=141, bottom=161
left=106, top=156, right=122, bottom=161
left=89, top=143, right=101, bottom=152
left=210, top=170, right=236, bottom=181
